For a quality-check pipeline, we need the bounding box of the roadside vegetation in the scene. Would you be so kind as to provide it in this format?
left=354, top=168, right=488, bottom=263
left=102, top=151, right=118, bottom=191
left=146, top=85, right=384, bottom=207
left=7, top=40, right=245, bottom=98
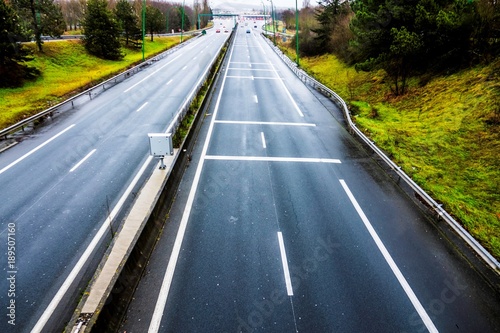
left=268, top=0, right=500, bottom=261
left=0, top=0, right=498, bottom=260
left=0, top=37, right=182, bottom=128
left=277, top=40, right=500, bottom=260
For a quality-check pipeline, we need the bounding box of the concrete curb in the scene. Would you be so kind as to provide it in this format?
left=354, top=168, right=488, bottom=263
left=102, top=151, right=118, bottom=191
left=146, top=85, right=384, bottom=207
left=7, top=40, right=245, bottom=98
left=65, top=30, right=235, bottom=333
left=68, top=152, right=176, bottom=333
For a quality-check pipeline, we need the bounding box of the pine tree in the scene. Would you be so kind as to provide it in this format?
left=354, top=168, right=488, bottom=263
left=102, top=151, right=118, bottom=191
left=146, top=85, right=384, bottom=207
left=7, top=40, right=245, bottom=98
left=312, top=0, right=348, bottom=54
left=145, top=5, right=164, bottom=41
left=350, top=0, right=475, bottom=95
left=115, top=0, right=141, bottom=47
left=82, top=0, right=123, bottom=60
left=0, top=0, right=40, bottom=87
left=11, top=0, right=66, bottom=52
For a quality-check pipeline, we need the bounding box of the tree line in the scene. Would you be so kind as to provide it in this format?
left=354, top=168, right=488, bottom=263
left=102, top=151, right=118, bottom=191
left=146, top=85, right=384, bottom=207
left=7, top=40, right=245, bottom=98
left=287, top=0, right=500, bottom=95
left=0, top=0, right=212, bottom=87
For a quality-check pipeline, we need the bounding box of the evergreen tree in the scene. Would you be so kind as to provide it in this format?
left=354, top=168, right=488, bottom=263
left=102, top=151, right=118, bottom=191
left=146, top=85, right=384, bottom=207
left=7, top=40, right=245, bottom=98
left=313, top=0, right=348, bottom=54
left=0, top=0, right=40, bottom=87
left=350, top=0, right=476, bottom=95
left=473, top=0, right=500, bottom=59
left=291, top=5, right=320, bottom=56
left=145, top=5, right=164, bottom=41
left=11, top=0, right=66, bottom=52
left=82, top=0, right=123, bottom=60
left=115, top=0, right=141, bottom=47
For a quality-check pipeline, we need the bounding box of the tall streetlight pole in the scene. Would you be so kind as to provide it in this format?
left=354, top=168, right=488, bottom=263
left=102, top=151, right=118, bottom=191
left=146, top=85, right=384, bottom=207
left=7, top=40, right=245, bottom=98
left=181, top=0, right=185, bottom=43
left=142, top=0, right=146, bottom=61
left=295, top=0, right=299, bottom=66
left=260, top=1, right=266, bottom=31
left=268, top=0, right=276, bottom=44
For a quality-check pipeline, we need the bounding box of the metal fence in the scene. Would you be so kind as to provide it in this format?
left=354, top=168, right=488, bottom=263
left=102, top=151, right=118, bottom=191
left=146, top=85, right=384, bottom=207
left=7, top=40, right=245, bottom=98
left=263, top=37, right=500, bottom=271
left=165, top=32, right=233, bottom=137
left=0, top=32, right=201, bottom=139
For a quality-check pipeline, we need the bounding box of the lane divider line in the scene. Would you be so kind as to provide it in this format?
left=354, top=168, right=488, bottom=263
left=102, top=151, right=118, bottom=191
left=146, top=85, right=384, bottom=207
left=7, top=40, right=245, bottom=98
left=136, top=102, right=148, bottom=112
left=228, top=68, right=276, bottom=72
left=30, top=156, right=154, bottom=333
left=205, top=155, right=341, bottom=164
left=148, top=30, right=237, bottom=333
left=277, top=232, right=294, bottom=296
left=339, top=179, right=439, bottom=333
left=214, top=120, right=315, bottom=127
left=269, top=61, right=304, bottom=117
left=261, top=132, right=267, bottom=149
left=0, top=124, right=76, bottom=176
left=254, top=95, right=259, bottom=104
left=226, top=76, right=280, bottom=80
left=69, top=149, right=96, bottom=173
left=123, top=54, right=182, bottom=93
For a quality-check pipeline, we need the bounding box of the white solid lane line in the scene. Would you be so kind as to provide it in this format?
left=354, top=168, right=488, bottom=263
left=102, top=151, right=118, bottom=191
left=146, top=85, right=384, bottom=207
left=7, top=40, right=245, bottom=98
left=277, top=232, right=294, bottom=296
left=123, top=54, right=182, bottom=93
left=0, top=124, right=76, bottom=176
left=136, top=102, right=148, bottom=112
left=205, top=155, right=341, bottom=164
left=226, top=76, right=280, bottom=80
left=214, top=120, right=315, bottom=127
left=148, top=28, right=237, bottom=333
left=269, top=60, right=304, bottom=117
left=30, top=156, right=154, bottom=333
left=254, top=95, right=259, bottom=103
left=261, top=132, right=267, bottom=149
left=339, top=179, right=439, bottom=333
left=69, top=149, right=96, bottom=172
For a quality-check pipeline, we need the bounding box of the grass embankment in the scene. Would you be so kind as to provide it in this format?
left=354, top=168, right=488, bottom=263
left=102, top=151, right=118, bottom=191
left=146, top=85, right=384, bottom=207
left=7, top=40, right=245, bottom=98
left=0, top=36, right=183, bottom=129
left=283, top=47, right=500, bottom=260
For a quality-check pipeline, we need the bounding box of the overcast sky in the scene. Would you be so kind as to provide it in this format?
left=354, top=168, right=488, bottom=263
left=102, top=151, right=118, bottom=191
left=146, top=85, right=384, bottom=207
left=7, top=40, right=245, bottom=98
left=208, top=0, right=307, bottom=11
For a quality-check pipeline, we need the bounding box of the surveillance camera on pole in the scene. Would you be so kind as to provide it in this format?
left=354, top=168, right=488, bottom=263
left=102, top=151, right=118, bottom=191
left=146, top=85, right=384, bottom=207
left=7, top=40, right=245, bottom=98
left=148, top=133, right=173, bottom=169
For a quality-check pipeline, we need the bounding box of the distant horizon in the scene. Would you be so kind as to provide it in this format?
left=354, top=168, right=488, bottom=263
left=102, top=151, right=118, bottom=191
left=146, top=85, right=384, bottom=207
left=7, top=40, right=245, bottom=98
left=208, top=0, right=306, bottom=11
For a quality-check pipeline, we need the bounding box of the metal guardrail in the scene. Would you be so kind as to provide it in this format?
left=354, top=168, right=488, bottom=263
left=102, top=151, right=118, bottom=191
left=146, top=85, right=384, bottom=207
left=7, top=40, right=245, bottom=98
left=0, top=33, right=201, bottom=139
left=262, top=36, right=500, bottom=271
left=165, top=31, right=233, bottom=138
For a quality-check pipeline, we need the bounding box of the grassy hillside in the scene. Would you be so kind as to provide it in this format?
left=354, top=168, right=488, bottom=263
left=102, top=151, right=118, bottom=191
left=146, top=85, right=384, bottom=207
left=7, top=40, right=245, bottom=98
left=292, top=51, right=500, bottom=260
left=0, top=36, right=183, bottom=129
left=1, top=37, right=498, bottom=260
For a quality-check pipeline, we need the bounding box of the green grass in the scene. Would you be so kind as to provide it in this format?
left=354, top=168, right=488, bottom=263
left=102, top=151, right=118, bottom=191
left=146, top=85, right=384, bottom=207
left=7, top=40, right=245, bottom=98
left=0, top=36, right=184, bottom=128
left=283, top=48, right=500, bottom=260
left=1, top=37, right=498, bottom=261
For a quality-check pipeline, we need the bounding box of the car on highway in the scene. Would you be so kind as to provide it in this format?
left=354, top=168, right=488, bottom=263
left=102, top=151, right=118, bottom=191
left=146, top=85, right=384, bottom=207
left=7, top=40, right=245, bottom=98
left=216, top=29, right=220, bottom=33
left=246, top=29, right=251, bottom=33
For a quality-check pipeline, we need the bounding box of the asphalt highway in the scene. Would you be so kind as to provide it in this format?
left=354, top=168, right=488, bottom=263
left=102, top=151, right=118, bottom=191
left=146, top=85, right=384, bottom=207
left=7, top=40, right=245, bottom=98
left=121, top=22, right=500, bottom=333
left=0, top=25, right=230, bottom=333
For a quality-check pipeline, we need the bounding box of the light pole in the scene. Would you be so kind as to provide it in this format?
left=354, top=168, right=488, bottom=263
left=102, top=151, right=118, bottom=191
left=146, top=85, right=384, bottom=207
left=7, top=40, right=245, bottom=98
left=295, top=0, right=299, bottom=66
left=260, top=1, right=266, bottom=31
left=267, top=0, right=276, bottom=44
left=181, top=0, right=185, bottom=43
left=142, top=0, right=146, bottom=61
